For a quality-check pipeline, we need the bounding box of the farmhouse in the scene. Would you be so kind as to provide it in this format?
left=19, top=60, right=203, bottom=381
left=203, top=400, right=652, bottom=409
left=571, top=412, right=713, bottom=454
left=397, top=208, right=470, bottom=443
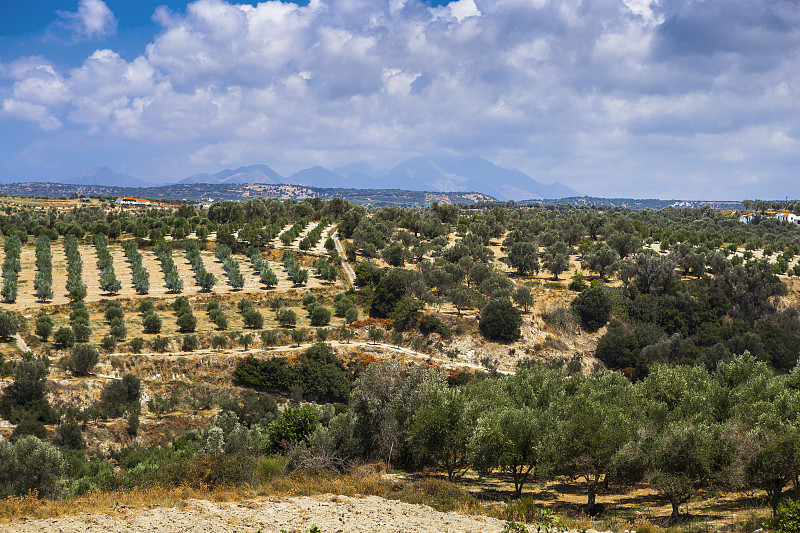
left=738, top=213, right=755, bottom=223
left=775, top=212, right=800, bottom=224
left=115, top=197, right=151, bottom=206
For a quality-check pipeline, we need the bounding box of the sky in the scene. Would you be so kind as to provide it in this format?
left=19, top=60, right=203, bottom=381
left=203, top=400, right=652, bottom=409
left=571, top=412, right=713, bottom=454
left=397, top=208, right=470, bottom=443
left=0, top=0, right=799, bottom=200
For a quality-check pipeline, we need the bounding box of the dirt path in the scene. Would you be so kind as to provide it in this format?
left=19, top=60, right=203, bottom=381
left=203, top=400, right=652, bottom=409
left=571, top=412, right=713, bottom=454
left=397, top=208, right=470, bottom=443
left=103, top=340, right=510, bottom=376
left=3, top=494, right=601, bottom=533
left=332, top=230, right=356, bottom=286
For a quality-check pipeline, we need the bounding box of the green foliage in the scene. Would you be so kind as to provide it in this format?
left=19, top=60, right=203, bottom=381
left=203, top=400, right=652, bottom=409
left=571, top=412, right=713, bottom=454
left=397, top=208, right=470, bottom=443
left=53, top=326, right=76, bottom=349
left=234, top=343, right=351, bottom=403
left=571, top=283, right=611, bottom=330
left=277, top=308, right=297, bottom=327
left=766, top=499, right=800, bottom=532
left=129, top=337, right=145, bottom=353
left=212, top=335, right=228, bottom=350
left=0, top=436, right=66, bottom=498
left=369, top=270, right=407, bottom=318
left=71, top=344, right=99, bottom=377
left=479, top=298, right=522, bottom=342
left=0, top=310, right=20, bottom=339
left=268, top=404, right=318, bottom=452
left=142, top=311, right=162, bottom=334
left=309, top=304, right=332, bottom=327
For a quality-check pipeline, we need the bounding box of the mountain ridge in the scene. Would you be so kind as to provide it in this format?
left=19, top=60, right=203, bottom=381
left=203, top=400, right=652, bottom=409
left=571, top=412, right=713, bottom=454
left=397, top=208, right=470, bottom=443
left=11, top=156, right=580, bottom=201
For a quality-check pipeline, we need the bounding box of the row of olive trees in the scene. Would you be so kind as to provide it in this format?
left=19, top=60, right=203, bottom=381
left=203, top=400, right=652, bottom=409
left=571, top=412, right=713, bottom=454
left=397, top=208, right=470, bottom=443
left=299, top=217, right=331, bottom=251
left=154, top=240, right=183, bottom=293
left=215, top=244, right=245, bottom=289
left=185, top=242, right=216, bottom=291
left=94, top=235, right=121, bottom=294
left=249, top=249, right=278, bottom=288
left=33, top=234, right=53, bottom=301
left=63, top=234, right=87, bottom=300
left=1, top=234, right=21, bottom=302
left=279, top=217, right=309, bottom=246
left=122, top=239, right=150, bottom=294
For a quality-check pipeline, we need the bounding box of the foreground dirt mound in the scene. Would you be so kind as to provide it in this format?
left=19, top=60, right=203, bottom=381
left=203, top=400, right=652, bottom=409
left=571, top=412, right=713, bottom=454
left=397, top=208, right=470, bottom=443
left=5, top=494, right=607, bottom=532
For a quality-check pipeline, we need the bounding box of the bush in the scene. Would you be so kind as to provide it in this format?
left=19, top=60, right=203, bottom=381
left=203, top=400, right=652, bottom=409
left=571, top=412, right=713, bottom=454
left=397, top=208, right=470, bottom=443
left=176, top=311, right=197, bottom=333
left=35, top=313, right=53, bottom=341
left=129, top=337, right=145, bottom=353
left=243, top=308, right=264, bottom=329
left=418, top=314, right=451, bottom=338
left=212, top=335, right=228, bottom=350
left=54, top=421, right=84, bottom=450
left=109, top=321, right=127, bottom=340
left=71, top=344, right=99, bottom=376
left=142, top=312, right=162, bottom=334
left=53, top=326, right=75, bottom=348
left=72, top=320, right=91, bottom=343
left=310, top=305, right=332, bottom=327
left=258, top=455, right=289, bottom=481
left=0, top=310, right=20, bottom=339
left=261, top=330, right=279, bottom=348
left=152, top=336, right=170, bottom=353
left=210, top=309, right=229, bottom=330
left=100, top=335, right=116, bottom=352
left=766, top=499, right=800, bottom=533
left=269, top=404, right=318, bottom=452
left=182, top=335, right=199, bottom=351
left=479, top=298, right=522, bottom=342
left=571, top=283, right=611, bottom=330
left=277, top=308, right=297, bottom=327
left=0, top=435, right=66, bottom=498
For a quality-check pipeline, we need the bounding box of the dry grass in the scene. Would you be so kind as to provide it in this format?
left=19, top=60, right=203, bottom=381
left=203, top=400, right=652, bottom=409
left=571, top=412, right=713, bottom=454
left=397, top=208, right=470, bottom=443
left=0, top=469, right=489, bottom=525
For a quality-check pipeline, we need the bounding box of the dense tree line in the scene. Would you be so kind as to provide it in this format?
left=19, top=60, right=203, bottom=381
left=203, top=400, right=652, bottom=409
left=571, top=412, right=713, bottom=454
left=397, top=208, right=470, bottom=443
left=236, top=351, right=800, bottom=518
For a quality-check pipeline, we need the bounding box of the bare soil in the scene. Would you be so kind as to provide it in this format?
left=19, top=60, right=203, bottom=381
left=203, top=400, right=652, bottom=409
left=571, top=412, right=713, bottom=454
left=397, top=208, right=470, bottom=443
left=2, top=494, right=605, bottom=533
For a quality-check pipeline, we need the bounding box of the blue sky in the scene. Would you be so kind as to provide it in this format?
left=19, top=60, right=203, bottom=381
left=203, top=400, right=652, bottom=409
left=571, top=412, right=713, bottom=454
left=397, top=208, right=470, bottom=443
left=1, top=0, right=799, bottom=200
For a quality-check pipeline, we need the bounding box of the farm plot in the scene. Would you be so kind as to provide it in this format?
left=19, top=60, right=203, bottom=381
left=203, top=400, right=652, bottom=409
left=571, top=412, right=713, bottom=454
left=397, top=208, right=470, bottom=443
left=0, top=237, right=344, bottom=312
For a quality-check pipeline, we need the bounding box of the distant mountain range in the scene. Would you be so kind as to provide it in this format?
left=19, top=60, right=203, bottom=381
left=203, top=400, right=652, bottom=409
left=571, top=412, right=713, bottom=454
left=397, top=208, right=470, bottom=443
left=7, top=156, right=579, bottom=201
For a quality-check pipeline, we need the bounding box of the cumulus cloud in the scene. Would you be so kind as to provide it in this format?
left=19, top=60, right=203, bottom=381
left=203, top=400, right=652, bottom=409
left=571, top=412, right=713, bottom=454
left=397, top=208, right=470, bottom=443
left=56, top=0, right=118, bottom=40
left=2, top=0, right=800, bottom=198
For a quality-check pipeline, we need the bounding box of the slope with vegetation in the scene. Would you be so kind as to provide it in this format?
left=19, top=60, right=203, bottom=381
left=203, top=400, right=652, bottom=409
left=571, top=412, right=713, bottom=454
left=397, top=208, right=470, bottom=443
left=0, top=195, right=799, bottom=531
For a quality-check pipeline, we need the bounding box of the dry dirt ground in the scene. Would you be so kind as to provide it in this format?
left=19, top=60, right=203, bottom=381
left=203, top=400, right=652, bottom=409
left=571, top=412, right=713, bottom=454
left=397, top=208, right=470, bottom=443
left=3, top=494, right=609, bottom=533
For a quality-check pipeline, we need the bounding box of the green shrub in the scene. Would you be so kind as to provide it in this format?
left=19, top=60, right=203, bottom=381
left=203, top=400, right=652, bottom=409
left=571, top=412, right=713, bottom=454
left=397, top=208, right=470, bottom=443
left=0, top=435, right=66, bottom=498
left=479, top=298, right=522, bottom=342
left=571, top=283, right=611, bottom=330
left=258, top=455, right=289, bottom=481
left=71, top=344, right=99, bottom=377
left=182, top=335, right=199, bottom=351
left=129, top=337, right=145, bottom=353
left=767, top=499, right=800, bottom=533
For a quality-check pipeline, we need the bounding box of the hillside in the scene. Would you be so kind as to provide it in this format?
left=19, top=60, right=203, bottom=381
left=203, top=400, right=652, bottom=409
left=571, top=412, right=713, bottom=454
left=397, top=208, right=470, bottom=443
left=1, top=196, right=799, bottom=532
left=0, top=182, right=495, bottom=206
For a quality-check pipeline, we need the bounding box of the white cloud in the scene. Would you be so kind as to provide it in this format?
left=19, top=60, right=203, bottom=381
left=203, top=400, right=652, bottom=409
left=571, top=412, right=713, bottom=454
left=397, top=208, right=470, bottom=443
left=57, top=0, right=118, bottom=39
left=2, top=99, right=62, bottom=130
left=1, top=0, right=800, bottom=198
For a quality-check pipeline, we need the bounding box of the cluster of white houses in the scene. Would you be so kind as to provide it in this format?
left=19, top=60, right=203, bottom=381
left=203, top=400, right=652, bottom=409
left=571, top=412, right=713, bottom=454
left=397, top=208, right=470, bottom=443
left=739, top=212, right=800, bottom=224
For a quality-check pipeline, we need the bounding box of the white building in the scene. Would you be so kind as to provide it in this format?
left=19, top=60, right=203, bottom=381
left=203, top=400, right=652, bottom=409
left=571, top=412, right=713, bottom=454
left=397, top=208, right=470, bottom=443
left=115, top=197, right=151, bottom=206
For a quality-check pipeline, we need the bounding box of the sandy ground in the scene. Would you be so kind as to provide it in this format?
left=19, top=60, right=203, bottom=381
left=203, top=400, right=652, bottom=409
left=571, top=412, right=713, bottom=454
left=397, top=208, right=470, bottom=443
left=3, top=494, right=608, bottom=533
